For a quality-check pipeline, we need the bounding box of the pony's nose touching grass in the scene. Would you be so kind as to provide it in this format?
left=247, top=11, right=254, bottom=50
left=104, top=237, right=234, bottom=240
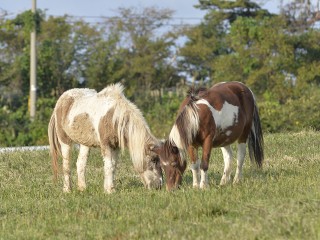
left=151, top=82, right=264, bottom=191
left=48, top=83, right=162, bottom=193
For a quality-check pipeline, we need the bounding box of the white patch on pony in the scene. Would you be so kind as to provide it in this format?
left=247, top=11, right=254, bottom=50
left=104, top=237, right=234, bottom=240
left=234, top=143, right=246, bottom=184
left=200, top=169, right=208, bottom=189
left=190, top=159, right=200, bottom=188
left=76, top=145, right=90, bottom=191
left=220, top=146, right=233, bottom=186
left=226, top=130, right=232, bottom=136
left=169, top=124, right=188, bottom=161
left=169, top=125, right=182, bottom=148
left=196, top=99, right=239, bottom=131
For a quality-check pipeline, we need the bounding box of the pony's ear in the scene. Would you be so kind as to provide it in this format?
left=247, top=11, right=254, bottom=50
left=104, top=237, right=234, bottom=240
left=149, top=144, right=161, bottom=155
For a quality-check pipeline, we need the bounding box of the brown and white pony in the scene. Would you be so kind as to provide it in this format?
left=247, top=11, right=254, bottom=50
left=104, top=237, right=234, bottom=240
left=152, top=82, right=264, bottom=191
left=48, top=83, right=162, bottom=193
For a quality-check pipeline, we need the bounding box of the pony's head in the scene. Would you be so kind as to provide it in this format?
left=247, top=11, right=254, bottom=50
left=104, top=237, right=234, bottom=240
left=140, top=146, right=163, bottom=189
left=151, top=140, right=187, bottom=191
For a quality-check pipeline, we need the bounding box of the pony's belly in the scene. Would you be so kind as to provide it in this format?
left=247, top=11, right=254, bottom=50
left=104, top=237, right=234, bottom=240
left=64, top=127, right=100, bottom=147
left=212, top=134, right=238, bottom=147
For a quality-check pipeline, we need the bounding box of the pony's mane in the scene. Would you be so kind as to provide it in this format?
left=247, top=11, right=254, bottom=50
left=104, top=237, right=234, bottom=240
left=99, top=83, right=156, bottom=173
left=169, top=87, right=206, bottom=156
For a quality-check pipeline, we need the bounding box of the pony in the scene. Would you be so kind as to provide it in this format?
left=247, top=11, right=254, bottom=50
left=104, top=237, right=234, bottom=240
left=152, top=81, right=264, bottom=191
left=48, top=83, right=162, bottom=193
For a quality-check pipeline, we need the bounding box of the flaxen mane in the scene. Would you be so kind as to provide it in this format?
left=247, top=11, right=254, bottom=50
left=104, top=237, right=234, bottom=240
left=100, top=83, right=157, bottom=172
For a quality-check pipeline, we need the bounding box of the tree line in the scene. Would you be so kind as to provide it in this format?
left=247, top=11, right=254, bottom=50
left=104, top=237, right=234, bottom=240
left=0, top=0, right=319, bottom=146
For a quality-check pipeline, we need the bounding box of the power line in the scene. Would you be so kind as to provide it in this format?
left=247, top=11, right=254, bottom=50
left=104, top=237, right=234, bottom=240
left=4, top=11, right=203, bottom=26
left=57, top=15, right=203, bottom=21
left=42, top=14, right=202, bottom=27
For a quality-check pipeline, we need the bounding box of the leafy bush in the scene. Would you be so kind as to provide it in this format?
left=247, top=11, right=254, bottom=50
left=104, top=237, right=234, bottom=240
left=0, top=97, right=55, bottom=147
left=259, top=88, right=320, bottom=132
left=1, top=88, right=319, bottom=147
left=143, top=94, right=183, bottom=139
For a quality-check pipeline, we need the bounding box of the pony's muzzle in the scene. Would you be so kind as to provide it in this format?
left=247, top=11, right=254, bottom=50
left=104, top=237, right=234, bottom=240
left=140, top=171, right=163, bottom=190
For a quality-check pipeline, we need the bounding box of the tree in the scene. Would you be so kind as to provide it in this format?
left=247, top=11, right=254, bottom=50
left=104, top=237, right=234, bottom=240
left=178, top=0, right=272, bottom=85
left=104, top=7, right=180, bottom=103
left=281, top=0, right=320, bottom=32
left=224, top=16, right=297, bottom=102
left=37, top=15, right=83, bottom=97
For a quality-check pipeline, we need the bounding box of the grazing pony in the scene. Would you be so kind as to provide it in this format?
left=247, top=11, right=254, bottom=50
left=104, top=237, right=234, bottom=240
left=48, top=83, right=162, bottom=193
left=152, top=82, right=264, bottom=191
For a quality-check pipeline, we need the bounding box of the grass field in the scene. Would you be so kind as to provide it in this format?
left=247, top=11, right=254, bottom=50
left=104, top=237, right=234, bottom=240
left=0, top=130, right=319, bottom=239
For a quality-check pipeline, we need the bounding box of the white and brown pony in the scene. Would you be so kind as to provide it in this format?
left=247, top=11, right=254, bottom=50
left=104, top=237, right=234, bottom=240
left=152, top=82, right=264, bottom=191
left=48, top=83, right=162, bottom=193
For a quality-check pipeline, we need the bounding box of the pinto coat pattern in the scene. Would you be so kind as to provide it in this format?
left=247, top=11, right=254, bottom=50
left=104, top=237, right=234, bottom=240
left=48, top=83, right=162, bottom=193
left=153, top=82, right=264, bottom=190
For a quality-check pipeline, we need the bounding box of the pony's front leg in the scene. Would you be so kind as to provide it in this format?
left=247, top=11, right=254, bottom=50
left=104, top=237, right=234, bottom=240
left=220, top=145, right=233, bottom=186
left=200, top=139, right=212, bottom=189
left=189, top=146, right=200, bottom=188
left=76, top=145, right=90, bottom=191
left=102, top=147, right=118, bottom=194
left=233, top=143, right=246, bottom=184
left=60, top=142, right=72, bottom=193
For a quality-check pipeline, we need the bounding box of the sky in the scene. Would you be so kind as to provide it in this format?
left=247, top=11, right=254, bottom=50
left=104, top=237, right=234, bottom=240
left=1, top=0, right=282, bottom=25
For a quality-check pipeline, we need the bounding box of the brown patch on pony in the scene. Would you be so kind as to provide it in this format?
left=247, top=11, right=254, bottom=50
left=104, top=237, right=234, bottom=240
left=98, top=108, right=120, bottom=150
left=55, top=95, right=74, bottom=145
left=69, top=113, right=99, bottom=147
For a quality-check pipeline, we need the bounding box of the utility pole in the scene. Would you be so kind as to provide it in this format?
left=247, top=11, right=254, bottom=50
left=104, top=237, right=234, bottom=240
left=29, top=0, right=37, bottom=120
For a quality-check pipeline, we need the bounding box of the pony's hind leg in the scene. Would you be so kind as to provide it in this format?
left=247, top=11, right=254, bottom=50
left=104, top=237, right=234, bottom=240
left=189, top=146, right=200, bottom=188
left=102, top=147, right=118, bottom=193
left=76, top=145, right=90, bottom=191
left=233, top=143, right=246, bottom=184
left=220, top=145, right=233, bottom=186
left=60, top=142, right=72, bottom=192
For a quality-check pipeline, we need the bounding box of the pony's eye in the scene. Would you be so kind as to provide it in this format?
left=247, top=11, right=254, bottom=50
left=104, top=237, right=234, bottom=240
left=151, top=157, right=159, bottom=163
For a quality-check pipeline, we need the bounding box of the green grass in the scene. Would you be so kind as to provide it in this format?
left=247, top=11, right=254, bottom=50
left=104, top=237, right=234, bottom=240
left=1, top=130, right=320, bottom=239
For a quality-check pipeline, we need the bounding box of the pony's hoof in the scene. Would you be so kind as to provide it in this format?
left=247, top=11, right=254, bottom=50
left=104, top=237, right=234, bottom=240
left=219, top=180, right=228, bottom=186
left=233, top=178, right=241, bottom=184
left=78, top=186, right=86, bottom=192
left=63, top=187, right=71, bottom=193
left=220, top=175, right=231, bottom=186
left=200, top=182, right=209, bottom=189
left=104, top=187, right=115, bottom=194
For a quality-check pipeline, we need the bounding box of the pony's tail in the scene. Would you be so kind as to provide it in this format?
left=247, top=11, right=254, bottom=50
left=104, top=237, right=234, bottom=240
left=48, top=113, right=61, bottom=182
left=248, top=102, right=264, bottom=168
